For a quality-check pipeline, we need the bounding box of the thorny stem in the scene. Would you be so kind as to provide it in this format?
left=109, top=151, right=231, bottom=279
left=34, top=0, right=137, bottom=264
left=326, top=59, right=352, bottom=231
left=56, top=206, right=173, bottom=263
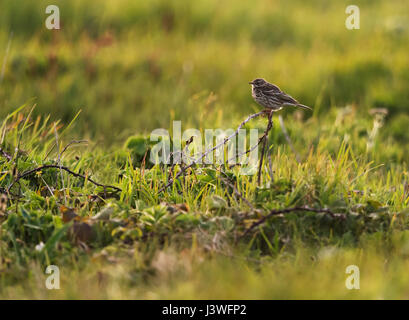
left=158, top=111, right=265, bottom=193
left=240, top=206, right=344, bottom=238
left=7, top=164, right=122, bottom=194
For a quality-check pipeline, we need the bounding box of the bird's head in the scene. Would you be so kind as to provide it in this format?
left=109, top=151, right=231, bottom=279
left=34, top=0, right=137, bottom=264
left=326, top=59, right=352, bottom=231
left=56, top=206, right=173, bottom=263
left=249, top=78, right=267, bottom=87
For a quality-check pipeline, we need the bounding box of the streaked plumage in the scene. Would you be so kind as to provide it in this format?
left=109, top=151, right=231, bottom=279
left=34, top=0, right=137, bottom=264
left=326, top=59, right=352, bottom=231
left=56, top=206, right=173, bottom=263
left=249, top=78, right=312, bottom=111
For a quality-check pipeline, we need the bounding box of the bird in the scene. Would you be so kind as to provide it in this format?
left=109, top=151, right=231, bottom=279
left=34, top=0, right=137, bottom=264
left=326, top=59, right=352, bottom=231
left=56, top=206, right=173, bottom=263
left=249, top=78, right=312, bottom=112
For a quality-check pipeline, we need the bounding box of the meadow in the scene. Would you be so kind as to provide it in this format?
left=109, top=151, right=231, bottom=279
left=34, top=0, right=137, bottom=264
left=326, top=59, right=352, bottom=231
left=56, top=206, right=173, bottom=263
left=0, top=0, right=409, bottom=299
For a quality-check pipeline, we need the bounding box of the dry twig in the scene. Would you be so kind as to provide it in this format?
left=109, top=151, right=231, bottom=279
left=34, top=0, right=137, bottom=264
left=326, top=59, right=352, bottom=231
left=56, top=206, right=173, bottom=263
left=158, top=111, right=265, bottom=193
left=60, top=140, right=88, bottom=157
left=241, top=206, right=343, bottom=238
left=7, top=164, right=122, bottom=194
left=0, top=147, right=12, bottom=161
left=257, top=111, right=274, bottom=185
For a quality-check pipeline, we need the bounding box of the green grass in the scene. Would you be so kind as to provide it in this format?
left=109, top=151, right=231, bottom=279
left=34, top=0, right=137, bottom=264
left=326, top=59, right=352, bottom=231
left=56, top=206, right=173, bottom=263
left=0, top=0, right=409, bottom=299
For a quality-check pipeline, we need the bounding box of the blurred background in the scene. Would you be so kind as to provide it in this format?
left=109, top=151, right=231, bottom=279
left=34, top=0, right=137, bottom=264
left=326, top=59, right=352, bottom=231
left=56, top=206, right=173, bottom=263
left=0, top=0, right=408, bottom=149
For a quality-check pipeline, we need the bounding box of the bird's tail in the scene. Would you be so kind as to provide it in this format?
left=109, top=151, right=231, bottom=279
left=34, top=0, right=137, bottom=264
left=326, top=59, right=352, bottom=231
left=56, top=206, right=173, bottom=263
left=296, top=103, right=312, bottom=111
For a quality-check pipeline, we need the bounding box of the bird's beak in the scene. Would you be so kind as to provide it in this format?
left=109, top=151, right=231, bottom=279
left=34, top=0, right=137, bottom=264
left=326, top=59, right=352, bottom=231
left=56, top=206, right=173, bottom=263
left=249, top=81, right=253, bottom=85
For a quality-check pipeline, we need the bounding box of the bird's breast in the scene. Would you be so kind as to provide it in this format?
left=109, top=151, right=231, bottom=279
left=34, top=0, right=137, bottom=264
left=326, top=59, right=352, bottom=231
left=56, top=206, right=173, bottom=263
left=251, top=86, right=259, bottom=99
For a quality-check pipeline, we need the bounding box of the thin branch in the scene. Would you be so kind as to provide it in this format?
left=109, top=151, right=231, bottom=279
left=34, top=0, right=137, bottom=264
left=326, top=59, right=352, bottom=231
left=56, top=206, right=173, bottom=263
left=7, top=164, right=122, bottom=193
left=60, top=140, right=88, bottom=157
left=0, top=147, right=12, bottom=161
left=40, top=176, right=56, bottom=198
left=158, top=111, right=265, bottom=193
left=227, top=122, right=271, bottom=169
left=241, top=206, right=344, bottom=238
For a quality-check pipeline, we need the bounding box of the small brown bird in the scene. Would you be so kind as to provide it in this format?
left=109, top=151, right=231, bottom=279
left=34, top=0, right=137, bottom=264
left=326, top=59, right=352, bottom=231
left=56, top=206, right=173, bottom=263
left=249, top=78, right=312, bottom=112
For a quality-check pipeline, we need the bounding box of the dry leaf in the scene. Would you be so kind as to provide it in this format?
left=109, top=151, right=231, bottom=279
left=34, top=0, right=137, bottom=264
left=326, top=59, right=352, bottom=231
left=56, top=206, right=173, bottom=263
left=60, top=205, right=80, bottom=223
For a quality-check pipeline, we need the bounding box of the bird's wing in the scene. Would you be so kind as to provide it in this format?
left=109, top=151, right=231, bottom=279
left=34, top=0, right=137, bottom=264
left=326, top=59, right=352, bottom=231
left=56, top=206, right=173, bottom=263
left=275, top=92, right=299, bottom=105
left=263, top=83, right=281, bottom=92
